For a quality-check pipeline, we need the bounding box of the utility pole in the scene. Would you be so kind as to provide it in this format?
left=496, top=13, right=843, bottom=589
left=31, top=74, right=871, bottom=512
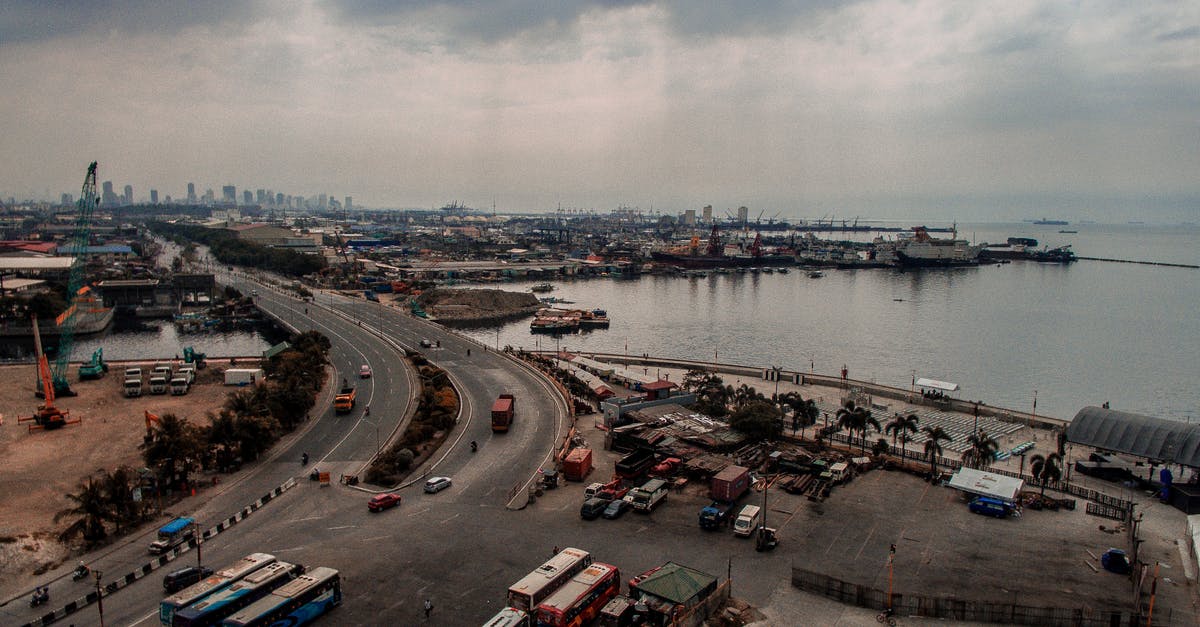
left=95, top=569, right=105, bottom=626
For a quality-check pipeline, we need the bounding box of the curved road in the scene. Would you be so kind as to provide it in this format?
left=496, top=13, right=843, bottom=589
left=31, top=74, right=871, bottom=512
left=9, top=272, right=568, bottom=626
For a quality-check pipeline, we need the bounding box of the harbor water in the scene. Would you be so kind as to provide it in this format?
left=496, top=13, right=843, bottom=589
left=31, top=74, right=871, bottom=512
left=461, top=222, right=1199, bottom=424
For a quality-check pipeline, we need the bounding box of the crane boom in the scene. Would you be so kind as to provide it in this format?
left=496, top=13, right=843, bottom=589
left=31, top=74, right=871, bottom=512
left=50, top=161, right=99, bottom=395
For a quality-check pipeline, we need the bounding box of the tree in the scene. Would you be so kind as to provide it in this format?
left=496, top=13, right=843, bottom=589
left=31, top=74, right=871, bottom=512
left=733, top=383, right=763, bottom=408
left=885, top=413, right=921, bottom=464
left=872, top=438, right=890, bottom=456
left=55, top=476, right=110, bottom=543
left=835, top=400, right=878, bottom=453
left=728, top=400, right=783, bottom=442
left=1030, top=453, right=1063, bottom=497
left=141, top=413, right=202, bottom=490
left=922, top=426, right=951, bottom=478
left=791, top=396, right=819, bottom=440
left=963, top=431, right=1000, bottom=469
left=100, top=466, right=140, bottom=534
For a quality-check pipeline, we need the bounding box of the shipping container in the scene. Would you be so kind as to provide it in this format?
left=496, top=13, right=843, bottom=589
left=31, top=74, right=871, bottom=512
left=710, top=465, right=751, bottom=502
left=562, top=448, right=593, bottom=482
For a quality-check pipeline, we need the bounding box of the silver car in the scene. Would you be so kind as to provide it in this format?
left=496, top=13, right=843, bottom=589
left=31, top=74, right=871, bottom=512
left=424, top=476, right=452, bottom=493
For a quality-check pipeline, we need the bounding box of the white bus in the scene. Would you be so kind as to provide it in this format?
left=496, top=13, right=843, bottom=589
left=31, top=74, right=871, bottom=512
left=506, top=547, right=593, bottom=613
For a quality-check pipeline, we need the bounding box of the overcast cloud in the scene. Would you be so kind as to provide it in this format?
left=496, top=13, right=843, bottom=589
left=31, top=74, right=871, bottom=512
left=1, top=0, right=1196, bottom=222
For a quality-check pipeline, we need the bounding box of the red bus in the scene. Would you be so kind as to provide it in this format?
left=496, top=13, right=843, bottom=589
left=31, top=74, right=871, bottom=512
left=534, top=562, right=620, bottom=627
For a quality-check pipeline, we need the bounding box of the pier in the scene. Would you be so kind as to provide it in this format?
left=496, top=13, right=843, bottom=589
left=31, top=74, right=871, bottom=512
left=1080, top=256, right=1198, bottom=269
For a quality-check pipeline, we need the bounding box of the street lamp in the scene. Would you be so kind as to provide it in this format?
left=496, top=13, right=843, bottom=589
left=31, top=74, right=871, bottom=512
left=95, top=569, right=105, bottom=626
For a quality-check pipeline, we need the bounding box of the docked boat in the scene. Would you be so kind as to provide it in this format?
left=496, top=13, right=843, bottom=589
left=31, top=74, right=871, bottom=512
left=808, top=270, right=824, bottom=278
left=650, top=225, right=795, bottom=269
left=893, top=227, right=982, bottom=267
left=530, top=283, right=555, bottom=293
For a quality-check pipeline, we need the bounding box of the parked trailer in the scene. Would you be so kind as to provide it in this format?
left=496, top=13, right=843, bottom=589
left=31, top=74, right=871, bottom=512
left=492, top=394, right=515, bottom=432
left=224, top=368, right=264, bottom=386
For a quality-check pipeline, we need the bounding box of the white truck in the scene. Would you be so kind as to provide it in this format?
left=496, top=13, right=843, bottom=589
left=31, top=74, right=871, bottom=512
left=170, top=377, right=190, bottom=395
left=224, top=368, right=265, bottom=386
left=149, top=376, right=168, bottom=395
left=124, top=378, right=143, bottom=398
left=624, top=478, right=668, bottom=513
left=733, top=504, right=762, bottom=537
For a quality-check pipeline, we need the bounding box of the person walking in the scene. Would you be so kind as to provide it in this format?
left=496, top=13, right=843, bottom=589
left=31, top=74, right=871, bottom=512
left=423, top=598, right=433, bottom=618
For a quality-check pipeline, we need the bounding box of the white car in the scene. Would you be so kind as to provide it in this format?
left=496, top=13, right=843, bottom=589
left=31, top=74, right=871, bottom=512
left=424, top=476, right=452, bottom=493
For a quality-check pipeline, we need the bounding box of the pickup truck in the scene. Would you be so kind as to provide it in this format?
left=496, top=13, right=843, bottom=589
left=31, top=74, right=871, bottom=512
left=334, top=386, right=356, bottom=413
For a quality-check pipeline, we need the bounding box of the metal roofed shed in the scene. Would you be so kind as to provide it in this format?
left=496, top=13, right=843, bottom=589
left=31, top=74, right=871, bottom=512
left=629, top=561, right=718, bottom=608
left=947, top=467, right=1025, bottom=503
left=916, top=377, right=959, bottom=392
left=1066, top=406, right=1200, bottom=468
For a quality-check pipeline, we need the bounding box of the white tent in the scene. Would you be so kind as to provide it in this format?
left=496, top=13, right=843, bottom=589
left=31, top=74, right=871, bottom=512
left=916, top=377, right=959, bottom=392
left=947, top=467, right=1024, bottom=503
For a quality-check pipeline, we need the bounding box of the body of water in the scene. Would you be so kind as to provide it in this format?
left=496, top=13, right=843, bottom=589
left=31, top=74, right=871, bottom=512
left=461, top=222, right=1199, bottom=423
left=3, top=318, right=282, bottom=364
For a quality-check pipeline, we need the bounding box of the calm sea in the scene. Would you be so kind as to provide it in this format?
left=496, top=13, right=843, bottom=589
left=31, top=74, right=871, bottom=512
left=462, top=222, right=1200, bottom=424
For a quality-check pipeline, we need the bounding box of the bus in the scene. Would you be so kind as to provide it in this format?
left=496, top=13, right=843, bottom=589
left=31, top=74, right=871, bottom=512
left=172, top=561, right=304, bottom=627
left=482, top=607, right=531, bottom=627
left=219, top=566, right=341, bottom=627
left=506, top=547, right=593, bottom=613
left=160, top=553, right=277, bottom=625
left=534, top=562, right=621, bottom=627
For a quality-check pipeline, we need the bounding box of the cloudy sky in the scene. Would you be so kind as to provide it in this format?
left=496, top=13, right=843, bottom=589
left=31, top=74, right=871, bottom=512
left=1, top=1, right=1196, bottom=221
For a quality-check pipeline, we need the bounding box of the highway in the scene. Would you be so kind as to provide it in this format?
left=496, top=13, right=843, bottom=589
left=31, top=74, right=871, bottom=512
left=11, top=271, right=569, bottom=626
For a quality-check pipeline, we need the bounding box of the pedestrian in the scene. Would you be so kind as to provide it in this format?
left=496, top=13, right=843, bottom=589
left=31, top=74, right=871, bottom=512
left=424, top=598, right=433, bottom=618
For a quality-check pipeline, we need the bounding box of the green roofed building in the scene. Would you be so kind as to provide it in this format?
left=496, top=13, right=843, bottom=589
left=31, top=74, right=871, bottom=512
left=628, top=561, right=720, bottom=624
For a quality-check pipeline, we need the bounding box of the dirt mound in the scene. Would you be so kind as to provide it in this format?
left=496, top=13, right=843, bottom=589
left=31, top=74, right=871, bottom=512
left=417, top=288, right=540, bottom=324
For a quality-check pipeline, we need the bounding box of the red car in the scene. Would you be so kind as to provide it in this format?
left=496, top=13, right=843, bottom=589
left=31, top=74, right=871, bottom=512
left=367, top=493, right=401, bottom=512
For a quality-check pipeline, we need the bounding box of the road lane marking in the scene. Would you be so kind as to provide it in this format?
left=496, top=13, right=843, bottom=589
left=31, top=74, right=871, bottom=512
left=328, top=525, right=357, bottom=530
left=440, top=513, right=461, bottom=524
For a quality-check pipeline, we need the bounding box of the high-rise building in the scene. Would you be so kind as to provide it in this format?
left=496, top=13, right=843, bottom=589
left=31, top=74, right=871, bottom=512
left=222, top=185, right=236, bottom=204
left=276, top=192, right=285, bottom=206
left=256, top=189, right=266, bottom=204
left=243, top=190, right=253, bottom=205
left=318, top=193, right=327, bottom=209
left=203, top=188, right=215, bottom=203
left=187, top=182, right=196, bottom=203
left=123, top=185, right=133, bottom=204
left=345, top=196, right=352, bottom=211
left=736, top=206, right=749, bottom=225
left=683, top=209, right=696, bottom=225
left=101, top=181, right=117, bottom=206
left=702, top=205, right=713, bottom=223
left=61, top=193, right=73, bottom=206
left=150, top=189, right=159, bottom=204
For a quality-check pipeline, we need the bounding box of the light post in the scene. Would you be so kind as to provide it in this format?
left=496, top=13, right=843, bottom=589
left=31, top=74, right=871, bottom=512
left=94, top=569, right=105, bottom=626
left=495, top=328, right=500, bottom=352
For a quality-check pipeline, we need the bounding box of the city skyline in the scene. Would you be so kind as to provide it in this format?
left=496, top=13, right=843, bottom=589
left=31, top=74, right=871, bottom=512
left=1, top=2, right=1196, bottom=222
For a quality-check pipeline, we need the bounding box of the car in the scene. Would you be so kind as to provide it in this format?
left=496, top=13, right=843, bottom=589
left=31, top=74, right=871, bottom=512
left=163, top=565, right=213, bottom=593
left=968, top=496, right=1011, bottom=518
left=359, top=364, right=372, bottom=378
left=367, top=493, right=401, bottom=512
left=424, top=476, right=452, bottom=493
left=580, top=497, right=611, bottom=520
left=419, top=339, right=435, bottom=348
left=602, top=498, right=630, bottom=519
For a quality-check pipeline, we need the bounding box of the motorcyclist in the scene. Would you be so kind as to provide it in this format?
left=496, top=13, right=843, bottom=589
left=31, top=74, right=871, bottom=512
left=365, top=405, right=370, bottom=416
left=302, top=452, right=309, bottom=466
left=470, top=440, right=478, bottom=452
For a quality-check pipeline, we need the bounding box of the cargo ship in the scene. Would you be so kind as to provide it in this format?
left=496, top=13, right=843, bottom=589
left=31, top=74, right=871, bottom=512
left=893, top=227, right=982, bottom=267
left=650, top=226, right=794, bottom=269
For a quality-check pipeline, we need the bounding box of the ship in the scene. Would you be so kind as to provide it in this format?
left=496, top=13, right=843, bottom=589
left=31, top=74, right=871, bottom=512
left=649, top=225, right=794, bottom=269
left=893, top=227, right=982, bottom=267
left=1032, top=218, right=1069, bottom=225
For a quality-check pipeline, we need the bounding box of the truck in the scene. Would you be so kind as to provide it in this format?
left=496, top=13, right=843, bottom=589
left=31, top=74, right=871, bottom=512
left=624, top=478, right=668, bottom=513
left=733, top=505, right=762, bottom=537
left=334, top=386, right=357, bottom=413
left=224, top=368, right=265, bottom=386
left=149, top=516, right=196, bottom=554
left=169, top=376, right=190, bottom=395
left=711, top=465, right=751, bottom=502
left=562, top=448, right=593, bottom=482
left=699, top=501, right=736, bottom=530
left=149, top=376, right=168, bottom=395
left=615, top=449, right=656, bottom=480
left=491, top=394, right=515, bottom=432
left=124, top=377, right=142, bottom=398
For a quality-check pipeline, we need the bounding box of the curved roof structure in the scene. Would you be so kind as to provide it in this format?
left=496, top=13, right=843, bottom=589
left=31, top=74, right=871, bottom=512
left=1066, top=406, right=1200, bottom=468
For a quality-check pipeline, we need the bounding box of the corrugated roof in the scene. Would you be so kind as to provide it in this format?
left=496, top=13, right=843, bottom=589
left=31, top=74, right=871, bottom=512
left=1066, top=406, right=1200, bottom=468
left=632, top=562, right=717, bottom=604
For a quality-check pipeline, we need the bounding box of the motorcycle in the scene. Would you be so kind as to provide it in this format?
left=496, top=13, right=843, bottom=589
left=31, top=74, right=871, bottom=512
left=301, top=452, right=309, bottom=466
left=470, top=441, right=477, bottom=453
left=30, top=586, right=49, bottom=607
left=71, top=564, right=90, bottom=581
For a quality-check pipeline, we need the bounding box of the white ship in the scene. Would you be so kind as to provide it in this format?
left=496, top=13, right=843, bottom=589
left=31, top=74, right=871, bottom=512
left=893, top=226, right=982, bottom=267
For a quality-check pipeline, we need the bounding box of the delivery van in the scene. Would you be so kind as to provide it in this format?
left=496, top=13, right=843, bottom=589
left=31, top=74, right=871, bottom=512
left=733, top=504, right=762, bottom=537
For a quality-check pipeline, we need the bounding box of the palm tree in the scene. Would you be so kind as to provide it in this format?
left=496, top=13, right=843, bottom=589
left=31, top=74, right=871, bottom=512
left=963, top=431, right=1000, bottom=469
left=885, top=413, right=920, bottom=464
left=1030, top=453, right=1063, bottom=497
left=100, top=466, right=140, bottom=534
left=141, top=413, right=202, bottom=490
left=835, top=400, right=861, bottom=447
left=859, top=411, right=881, bottom=454
left=55, top=476, right=110, bottom=543
left=922, top=426, right=951, bottom=478
left=835, top=401, right=878, bottom=453
left=791, top=397, right=819, bottom=440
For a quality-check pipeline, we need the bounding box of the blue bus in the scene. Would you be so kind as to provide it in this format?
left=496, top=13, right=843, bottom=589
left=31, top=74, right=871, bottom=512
left=159, top=553, right=276, bottom=625
left=172, top=561, right=303, bottom=627
left=220, top=566, right=341, bottom=627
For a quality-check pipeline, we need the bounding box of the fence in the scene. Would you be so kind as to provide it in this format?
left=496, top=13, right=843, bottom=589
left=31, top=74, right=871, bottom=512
left=791, top=566, right=1156, bottom=626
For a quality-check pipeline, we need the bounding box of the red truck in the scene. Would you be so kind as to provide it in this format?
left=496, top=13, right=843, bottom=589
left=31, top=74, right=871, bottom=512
left=491, top=394, right=515, bottom=432
left=562, top=448, right=593, bottom=481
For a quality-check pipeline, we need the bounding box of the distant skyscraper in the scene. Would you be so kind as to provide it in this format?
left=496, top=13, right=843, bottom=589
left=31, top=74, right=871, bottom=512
left=318, top=193, right=327, bottom=209
left=150, top=189, right=159, bottom=204
left=124, top=185, right=133, bottom=204
left=345, top=196, right=352, bottom=211
left=203, top=189, right=215, bottom=203
left=256, top=189, right=266, bottom=203
left=61, top=193, right=73, bottom=206
left=187, top=182, right=196, bottom=203
left=101, top=181, right=117, bottom=206
left=276, top=192, right=285, bottom=206
left=243, top=190, right=253, bottom=205
left=222, top=185, right=236, bottom=204
left=684, top=209, right=696, bottom=225
left=736, top=206, right=749, bottom=225
left=702, top=205, right=713, bottom=223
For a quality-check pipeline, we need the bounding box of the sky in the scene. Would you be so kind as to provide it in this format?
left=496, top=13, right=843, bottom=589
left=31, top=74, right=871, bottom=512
left=1, top=1, right=1197, bottom=223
